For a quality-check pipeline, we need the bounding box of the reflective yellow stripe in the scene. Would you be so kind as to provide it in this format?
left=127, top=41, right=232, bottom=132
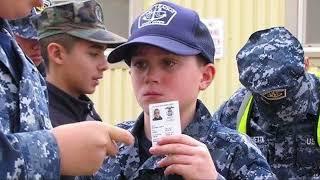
left=237, top=96, right=253, bottom=134
left=238, top=93, right=320, bottom=147
left=310, top=72, right=320, bottom=146
left=317, top=73, right=320, bottom=146
left=237, top=74, right=320, bottom=146
left=318, top=115, right=320, bottom=146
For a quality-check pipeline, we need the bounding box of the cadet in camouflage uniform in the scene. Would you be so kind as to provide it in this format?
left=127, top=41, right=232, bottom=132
left=0, top=0, right=133, bottom=178
left=89, top=1, right=276, bottom=179
left=35, top=1, right=126, bottom=179
left=35, top=0, right=126, bottom=128
left=216, top=27, right=320, bottom=179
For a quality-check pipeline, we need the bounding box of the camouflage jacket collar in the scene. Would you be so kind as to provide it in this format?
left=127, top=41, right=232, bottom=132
left=0, top=19, right=21, bottom=83
left=0, top=18, right=13, bottom=35
left=0, top=18, right=5, bottom=29
left=119, top=100, right=214, bottom=179
left=305, top=73, right=320, bottom=116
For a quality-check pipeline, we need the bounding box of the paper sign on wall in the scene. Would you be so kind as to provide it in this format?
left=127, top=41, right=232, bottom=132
left=202, top=18, right=224, bottom=59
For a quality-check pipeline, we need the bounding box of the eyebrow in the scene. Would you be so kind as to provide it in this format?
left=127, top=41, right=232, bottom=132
left=89, top=44, right=107, bottom=51
left=133, top=51, right=178, bottom=59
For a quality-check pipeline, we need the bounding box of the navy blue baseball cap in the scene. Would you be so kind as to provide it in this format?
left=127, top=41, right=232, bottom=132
left=107, top=1, right=215, bottom=64
left=237, top=27, right=305, bottom=99
left=9, top=0, right=52, bottom=40
left=9, top=9, right=39, bottom=40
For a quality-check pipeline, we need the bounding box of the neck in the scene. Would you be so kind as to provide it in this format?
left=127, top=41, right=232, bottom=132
left=46, top=72, right=80, bottom=98
left=144, top=101, right=197, bottom=140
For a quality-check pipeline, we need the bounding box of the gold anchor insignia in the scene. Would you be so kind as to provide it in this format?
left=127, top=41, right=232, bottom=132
left=262, top=89, right=286, bottom=101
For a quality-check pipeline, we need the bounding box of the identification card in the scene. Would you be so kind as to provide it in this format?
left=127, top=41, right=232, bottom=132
left=149, top=101, right=181, bottom=146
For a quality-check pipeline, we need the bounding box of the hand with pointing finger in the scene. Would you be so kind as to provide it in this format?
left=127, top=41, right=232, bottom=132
left=52, top=121, right=134, bottom=176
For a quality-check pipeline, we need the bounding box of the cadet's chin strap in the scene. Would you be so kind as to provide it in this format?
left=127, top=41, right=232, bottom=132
left=236, top=91, right=320, bottom=147
left=317, top=110, right=320, bottom=146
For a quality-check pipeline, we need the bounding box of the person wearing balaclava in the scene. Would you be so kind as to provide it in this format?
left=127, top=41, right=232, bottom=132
left=214, top=26, right=320, bottom=179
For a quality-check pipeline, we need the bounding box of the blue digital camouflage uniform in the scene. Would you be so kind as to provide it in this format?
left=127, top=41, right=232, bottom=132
left=216, top=27, right=320, bottom=179
left=0, top=19, right=60, bottom=179
left=93, top=100, right=276, bottom=180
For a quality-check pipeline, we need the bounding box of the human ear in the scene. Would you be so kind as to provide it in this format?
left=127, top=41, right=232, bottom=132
left=199, top=64, right=215, bottom=90
left=47, top=43, right=66, bottom=65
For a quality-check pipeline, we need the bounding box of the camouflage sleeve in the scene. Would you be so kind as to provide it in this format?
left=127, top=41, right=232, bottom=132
left=216, top=173, right=226, bottom=180
left=93, top=156, right=123, bottom=179
left=213, top=88, right=248, bottom=129
left=116, top=120, right=136, bottom=130
left=0, top=130, right=60, bottom=179
left=89, top=121, right=136, bottom=180
left=230, top=134, right=277, bottom=179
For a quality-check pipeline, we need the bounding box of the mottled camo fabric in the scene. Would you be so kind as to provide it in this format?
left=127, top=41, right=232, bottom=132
left=217, top=27, right=320, bottom=179
left=89, top=101, right=276, bottom=180
left=0, top=19, right=59, bottom=179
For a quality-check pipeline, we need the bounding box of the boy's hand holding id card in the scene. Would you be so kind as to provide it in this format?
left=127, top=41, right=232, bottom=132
left=149, top=101, right=181, bottom=146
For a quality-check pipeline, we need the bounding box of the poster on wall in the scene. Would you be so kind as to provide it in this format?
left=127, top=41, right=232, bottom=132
left=201, top=18, right=224, bottom=59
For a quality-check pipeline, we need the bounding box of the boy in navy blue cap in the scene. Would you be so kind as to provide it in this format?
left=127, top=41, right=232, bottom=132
left=91, top=1, right=276, bottom=179
left=9, top=9, right=43, bottom=66
left=216, top=27, right=320, bottom=179
left=9, top=1, right=52, bottom=76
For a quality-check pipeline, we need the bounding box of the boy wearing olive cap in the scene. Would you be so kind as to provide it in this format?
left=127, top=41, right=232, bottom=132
left=0, top=0, right=133, bottom=178
left=33, top=0, right=132, bottom=179
left=35, top=0, right=125, bottom=128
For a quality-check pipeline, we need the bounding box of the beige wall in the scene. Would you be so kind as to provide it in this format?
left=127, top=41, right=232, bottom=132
left=90, top=0, right=285, bottom=124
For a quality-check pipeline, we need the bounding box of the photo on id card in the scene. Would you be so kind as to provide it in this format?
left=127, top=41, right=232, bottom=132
left=149, top=101, right=181, bottom=146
